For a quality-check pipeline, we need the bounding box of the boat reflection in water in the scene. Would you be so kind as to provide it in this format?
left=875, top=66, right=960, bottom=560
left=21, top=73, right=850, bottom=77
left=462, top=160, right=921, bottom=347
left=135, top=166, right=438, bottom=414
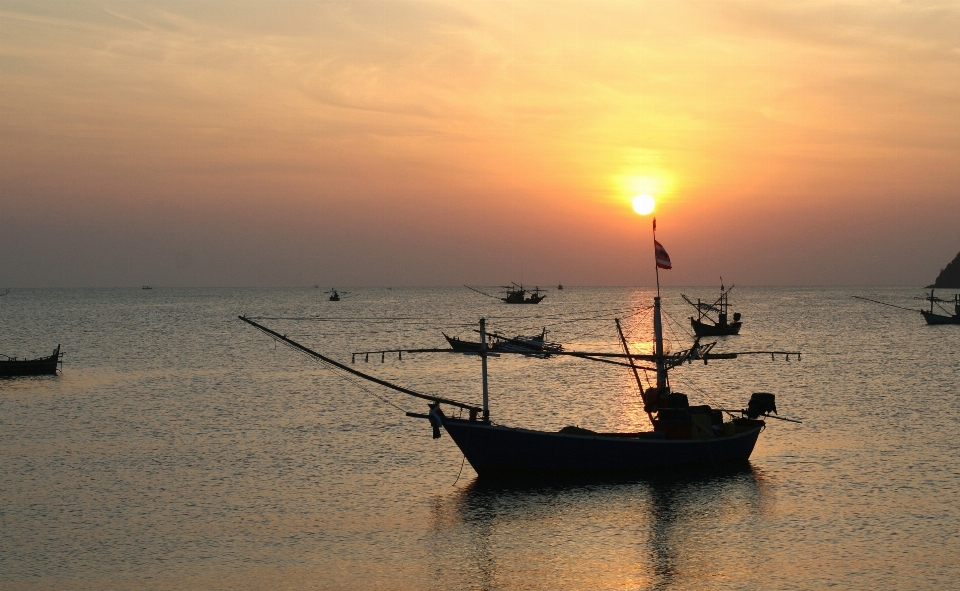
left=427, top=464, right=767, bottom=590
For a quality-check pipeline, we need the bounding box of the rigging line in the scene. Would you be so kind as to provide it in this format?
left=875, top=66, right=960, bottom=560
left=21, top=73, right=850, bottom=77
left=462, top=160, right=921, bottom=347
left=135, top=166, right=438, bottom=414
left=246, top=317, right=455, bottom=324
left=331, top=364, right=410, bottom=414
left=264, top=333, right=411, bottom=413
left=660, top=307, right=696, bottom=341
left=480, top=304, right=654, bottom=322
left=239, top=316, right=482, bottom=412
left=452, top=454, right=467, bottom=486
left=668, top=371, right=729, bottom=413
left=546, top=306, right=655, bottom=325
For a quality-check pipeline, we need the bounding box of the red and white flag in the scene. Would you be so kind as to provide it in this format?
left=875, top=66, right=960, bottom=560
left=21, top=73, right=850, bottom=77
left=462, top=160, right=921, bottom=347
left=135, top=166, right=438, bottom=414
left=654, top=240, right=672, bottom=269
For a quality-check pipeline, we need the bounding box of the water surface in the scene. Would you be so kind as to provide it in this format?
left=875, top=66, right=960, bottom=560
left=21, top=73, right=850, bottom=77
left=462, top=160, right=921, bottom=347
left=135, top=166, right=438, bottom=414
left=1, top=287, right=958, bottom=590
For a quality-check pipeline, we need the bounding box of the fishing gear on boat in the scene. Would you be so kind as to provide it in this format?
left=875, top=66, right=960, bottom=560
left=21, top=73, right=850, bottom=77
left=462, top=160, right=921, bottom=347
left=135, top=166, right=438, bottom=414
left=238, top=316, right=484, bottom=416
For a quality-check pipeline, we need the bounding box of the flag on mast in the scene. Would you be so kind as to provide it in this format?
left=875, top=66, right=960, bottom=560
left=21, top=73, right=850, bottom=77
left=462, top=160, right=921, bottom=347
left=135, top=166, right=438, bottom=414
left=654, top=240, right=672, bottom=270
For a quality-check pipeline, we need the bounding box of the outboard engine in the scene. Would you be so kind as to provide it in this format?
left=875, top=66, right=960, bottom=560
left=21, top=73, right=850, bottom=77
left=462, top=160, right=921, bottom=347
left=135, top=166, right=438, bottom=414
left=746, top=392, right=777, bottom=419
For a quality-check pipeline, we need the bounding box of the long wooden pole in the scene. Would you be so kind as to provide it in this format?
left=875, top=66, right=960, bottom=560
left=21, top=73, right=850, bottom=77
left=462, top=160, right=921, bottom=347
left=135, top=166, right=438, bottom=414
left=616, top=318, right=654, bottom=427
left=238, top=316, right=482, bottom=413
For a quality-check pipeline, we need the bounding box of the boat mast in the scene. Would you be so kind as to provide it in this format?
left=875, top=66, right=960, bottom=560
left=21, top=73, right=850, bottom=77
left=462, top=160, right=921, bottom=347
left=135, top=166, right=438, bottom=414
left=652, top=218, right=667, bottom=390
left=480, top=317, right=490, bottom=421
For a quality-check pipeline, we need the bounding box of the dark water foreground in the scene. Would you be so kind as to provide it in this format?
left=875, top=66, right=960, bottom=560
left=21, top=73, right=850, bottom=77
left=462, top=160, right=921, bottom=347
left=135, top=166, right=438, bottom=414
left=1, top=287, right=958, bottom=590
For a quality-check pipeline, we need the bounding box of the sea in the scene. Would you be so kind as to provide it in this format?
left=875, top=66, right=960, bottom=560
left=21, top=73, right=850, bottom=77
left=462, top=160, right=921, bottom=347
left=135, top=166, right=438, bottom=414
left=1, top=286, right=958, bottom=591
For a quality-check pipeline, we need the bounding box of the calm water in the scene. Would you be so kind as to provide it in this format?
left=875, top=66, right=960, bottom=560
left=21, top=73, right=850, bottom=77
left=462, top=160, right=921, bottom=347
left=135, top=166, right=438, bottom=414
left=1, top=286, right=958, bottom=590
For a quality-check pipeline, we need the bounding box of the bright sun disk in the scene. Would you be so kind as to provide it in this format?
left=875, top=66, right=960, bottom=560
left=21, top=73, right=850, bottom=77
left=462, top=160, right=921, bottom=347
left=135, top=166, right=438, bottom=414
left=632, top=194, right=655, bottom=215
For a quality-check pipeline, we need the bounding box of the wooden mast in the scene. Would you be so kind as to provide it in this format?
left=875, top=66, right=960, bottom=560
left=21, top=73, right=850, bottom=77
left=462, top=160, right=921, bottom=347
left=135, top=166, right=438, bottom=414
left=652, top=218, right=667, bottom=390
left=480, top=317, right=490, bottom=421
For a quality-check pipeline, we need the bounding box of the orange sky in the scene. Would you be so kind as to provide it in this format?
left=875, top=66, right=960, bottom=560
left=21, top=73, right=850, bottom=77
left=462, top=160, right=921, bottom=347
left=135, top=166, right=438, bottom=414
left=2, top=1, right=958, bottom=286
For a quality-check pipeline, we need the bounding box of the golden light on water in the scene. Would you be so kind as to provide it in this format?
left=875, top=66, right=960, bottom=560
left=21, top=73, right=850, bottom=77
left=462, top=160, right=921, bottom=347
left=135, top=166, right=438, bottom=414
left=632, top=194, right=656, bottom=215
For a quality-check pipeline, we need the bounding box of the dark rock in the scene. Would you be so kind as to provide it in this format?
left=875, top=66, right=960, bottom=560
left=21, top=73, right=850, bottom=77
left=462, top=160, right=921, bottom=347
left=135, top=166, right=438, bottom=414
left=930, top=251, right=960, bottom=288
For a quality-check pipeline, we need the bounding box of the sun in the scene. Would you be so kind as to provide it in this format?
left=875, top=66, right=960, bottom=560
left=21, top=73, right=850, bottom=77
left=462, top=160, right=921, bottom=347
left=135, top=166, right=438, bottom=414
left=632, top=194, right=656, bottom=215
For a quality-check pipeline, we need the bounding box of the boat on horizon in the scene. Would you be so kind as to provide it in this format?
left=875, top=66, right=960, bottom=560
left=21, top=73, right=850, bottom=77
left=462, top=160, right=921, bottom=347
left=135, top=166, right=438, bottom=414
left=501, top=283, right=545, bottom=304
left=240, top=220, right=800, bottom=477
left=853, top=289, right=960, bottom=325
left=464, top=283, right=546, bottom=304
left=682, top=284, right=742, bottom=336
left=0, top=345, right=62, bottom=377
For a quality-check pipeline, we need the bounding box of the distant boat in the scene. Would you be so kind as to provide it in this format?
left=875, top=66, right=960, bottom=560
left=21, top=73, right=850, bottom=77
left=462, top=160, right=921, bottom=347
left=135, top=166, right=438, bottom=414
left=0, top=345, right=62, bottom=377
left=557, top=284, right=564, bottom=290
left=328, top=289, right=340, bottom=301
left=853, top=289, right=960, bottom=325
left=682, top=284, right=742, bottom=336
left=142, top=285, right=153, bottom=290
left=464, top=283, right=546, bottom=304
left=442, top=327, right=562, bottom=357
left=500, top=283, right=545, bottom=304
left=919, top=290, right=960, bottom=325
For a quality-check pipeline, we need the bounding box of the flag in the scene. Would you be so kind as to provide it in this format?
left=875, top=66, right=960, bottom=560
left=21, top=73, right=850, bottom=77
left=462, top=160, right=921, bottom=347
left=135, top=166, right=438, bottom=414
left=654, top=240, right=672, bottom=269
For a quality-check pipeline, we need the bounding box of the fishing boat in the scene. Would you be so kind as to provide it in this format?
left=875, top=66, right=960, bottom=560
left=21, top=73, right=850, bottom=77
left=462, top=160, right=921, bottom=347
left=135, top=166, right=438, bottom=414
left=501, top=283, right=545, bottom=304
left=853, top=289, right=960, bottom=325
left=0, top=345, right=62, bottom=377
left=441, top=328, right=562, bottom=357
left=682, top=284, right=742, bottom=336
left=464, top=283, right=546, bottom=304
left=328, top=289, right=340, bottom=302
left=919, top=290, right=960, bottom=324
left=240, top=220, right=799, bottom=476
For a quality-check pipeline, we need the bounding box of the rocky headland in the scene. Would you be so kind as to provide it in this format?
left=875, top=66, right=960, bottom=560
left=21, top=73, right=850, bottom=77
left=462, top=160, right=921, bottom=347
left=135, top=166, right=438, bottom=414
left=930, top=251, right=960, bottom=288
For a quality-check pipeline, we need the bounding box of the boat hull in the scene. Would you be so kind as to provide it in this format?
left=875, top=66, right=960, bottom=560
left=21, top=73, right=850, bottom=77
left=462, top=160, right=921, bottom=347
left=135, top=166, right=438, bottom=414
left=691, top=318, right=742, bottom=336
left=921, top=310, right=960, bottom=325
left=441, top=417, right=762, bottom=476
left=0, top=345, right=60, bottom=377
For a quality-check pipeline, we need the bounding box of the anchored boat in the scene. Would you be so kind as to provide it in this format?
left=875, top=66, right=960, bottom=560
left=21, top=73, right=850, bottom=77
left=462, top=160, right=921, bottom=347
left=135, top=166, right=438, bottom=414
left=240, top=220, right=799, bottom=477
left=853, top=289, right=960, bottom=325
left=682, top=284, right=742, bottom=336
left=465, top=283, right=546, bottom=304
left=0, top=345, right=62, bottom=377
left=441, top=327, right=562, bottom=357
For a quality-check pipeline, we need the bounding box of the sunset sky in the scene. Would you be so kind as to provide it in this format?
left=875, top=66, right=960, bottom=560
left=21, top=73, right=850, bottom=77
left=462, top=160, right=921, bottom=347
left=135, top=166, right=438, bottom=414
left=2, top=0, right=958, bottom=287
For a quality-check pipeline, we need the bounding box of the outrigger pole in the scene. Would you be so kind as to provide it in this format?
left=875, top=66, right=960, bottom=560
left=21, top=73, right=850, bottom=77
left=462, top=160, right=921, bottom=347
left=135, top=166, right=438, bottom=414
left=238, top=315, right=483, bottom=416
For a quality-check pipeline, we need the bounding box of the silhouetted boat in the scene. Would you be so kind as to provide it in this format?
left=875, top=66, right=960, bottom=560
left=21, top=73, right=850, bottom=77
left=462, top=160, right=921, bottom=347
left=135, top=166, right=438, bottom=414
left=328, top=289, right=340, bottom=301
left=240, top=220, right=800, bottom=477
left=501, top=283, right=545, bottom=304
left=682, top=284, right=742, bottom=336
left=557, top=284, right=564, bottom=290
left=919, top=290, right=960, bottom=324
left=0, top=345, right=62, bottom=377
left=464, top=283, right=546, bottom=304
left=442, top=327, right=562, bottom=357
left=853, top=289, right=960, bottom=325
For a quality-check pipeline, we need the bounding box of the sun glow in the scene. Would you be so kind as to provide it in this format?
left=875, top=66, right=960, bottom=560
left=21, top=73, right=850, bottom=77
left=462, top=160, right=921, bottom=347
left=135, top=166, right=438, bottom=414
left=632, top=194, right=656, bottom=215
